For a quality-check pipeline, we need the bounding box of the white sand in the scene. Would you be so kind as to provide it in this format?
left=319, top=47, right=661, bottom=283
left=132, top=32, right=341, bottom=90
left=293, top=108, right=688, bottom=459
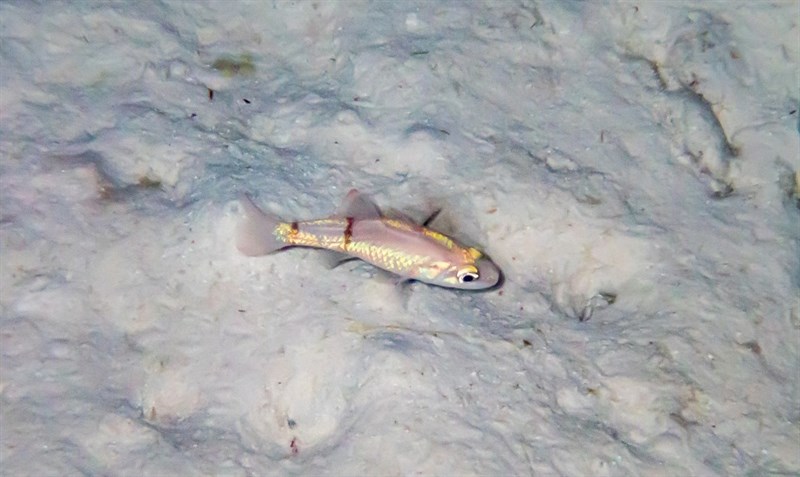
left=1, top=1, right=798, bottom=475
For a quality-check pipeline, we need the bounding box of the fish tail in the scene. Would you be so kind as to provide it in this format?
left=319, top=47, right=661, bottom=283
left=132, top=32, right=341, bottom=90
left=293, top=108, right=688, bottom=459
left=236, top=194, right=286, bottom=256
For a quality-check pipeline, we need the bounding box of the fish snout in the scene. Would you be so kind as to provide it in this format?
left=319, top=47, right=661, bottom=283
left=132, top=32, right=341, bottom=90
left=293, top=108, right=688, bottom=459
left=467, top=257, right=502, bottom=290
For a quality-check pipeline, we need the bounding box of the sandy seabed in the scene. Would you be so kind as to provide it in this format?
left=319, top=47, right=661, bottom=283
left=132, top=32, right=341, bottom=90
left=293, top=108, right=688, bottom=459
left=1, top=2, right=798, bottom=476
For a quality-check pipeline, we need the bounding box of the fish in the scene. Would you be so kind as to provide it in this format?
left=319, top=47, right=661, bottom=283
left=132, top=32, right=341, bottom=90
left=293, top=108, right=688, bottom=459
left=236, top=189, right=502, bottom=290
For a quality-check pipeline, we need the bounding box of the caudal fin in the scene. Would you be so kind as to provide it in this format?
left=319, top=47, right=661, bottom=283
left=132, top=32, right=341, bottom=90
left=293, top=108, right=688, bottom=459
left=236, top=194, right=285, bottom=256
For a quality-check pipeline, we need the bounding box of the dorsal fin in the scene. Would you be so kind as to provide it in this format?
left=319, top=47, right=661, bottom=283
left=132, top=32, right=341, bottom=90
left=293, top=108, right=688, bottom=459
left=334, top=189, right=382, bottom=219
left=382, top=206, right=443, bottom=227
left=383, top=208, right=419, bottom=224
left=421, top=208, right=442, bottom=227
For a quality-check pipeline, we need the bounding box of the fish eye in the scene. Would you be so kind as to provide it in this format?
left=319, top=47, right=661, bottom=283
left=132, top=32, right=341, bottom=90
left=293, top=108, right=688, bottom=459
left=457, top=269, right=480, bottom=283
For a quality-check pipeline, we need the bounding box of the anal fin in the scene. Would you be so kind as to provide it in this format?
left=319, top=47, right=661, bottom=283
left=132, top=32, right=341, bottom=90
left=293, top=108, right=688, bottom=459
left=321, top=251, right=360, bottom=269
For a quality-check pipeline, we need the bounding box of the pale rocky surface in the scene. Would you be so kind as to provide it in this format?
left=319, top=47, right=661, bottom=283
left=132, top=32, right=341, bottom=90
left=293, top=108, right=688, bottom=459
left=1, top=2, right=798, bottom=476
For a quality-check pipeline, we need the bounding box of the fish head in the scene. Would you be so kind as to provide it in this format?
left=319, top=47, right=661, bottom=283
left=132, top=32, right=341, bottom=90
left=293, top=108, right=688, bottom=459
left=420, top=247, right=502, bottom=290
left=455, top=254, right=502, bottom=290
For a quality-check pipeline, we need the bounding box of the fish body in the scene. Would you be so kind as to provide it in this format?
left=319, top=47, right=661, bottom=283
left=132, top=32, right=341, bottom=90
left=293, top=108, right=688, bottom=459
left=236, top=189, right=501, bottom=290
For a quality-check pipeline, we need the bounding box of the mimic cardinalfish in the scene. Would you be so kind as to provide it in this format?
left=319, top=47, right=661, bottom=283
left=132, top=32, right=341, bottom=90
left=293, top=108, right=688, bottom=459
left=236, top=189, right=502, bottom=290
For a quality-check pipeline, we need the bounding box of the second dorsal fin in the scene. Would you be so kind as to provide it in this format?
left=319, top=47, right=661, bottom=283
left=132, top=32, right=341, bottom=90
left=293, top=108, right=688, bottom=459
left=382, top=208, right=418, bottom=224
left=335, top=189, right=382, bottom=219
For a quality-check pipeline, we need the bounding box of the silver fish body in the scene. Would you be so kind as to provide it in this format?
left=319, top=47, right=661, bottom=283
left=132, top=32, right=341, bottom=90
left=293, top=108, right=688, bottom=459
left=236, top=189, right=501, bottom=290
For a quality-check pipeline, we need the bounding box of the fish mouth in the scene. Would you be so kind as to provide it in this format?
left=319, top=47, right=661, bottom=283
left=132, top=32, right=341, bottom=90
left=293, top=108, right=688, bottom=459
left=464, top=257, right=503, bottom=291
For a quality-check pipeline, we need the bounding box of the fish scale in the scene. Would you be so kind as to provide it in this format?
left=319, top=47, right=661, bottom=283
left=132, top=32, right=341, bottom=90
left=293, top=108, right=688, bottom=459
left=279, top=219, right=430, bottom=275
left=347, top=239, right=429, bottom=275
